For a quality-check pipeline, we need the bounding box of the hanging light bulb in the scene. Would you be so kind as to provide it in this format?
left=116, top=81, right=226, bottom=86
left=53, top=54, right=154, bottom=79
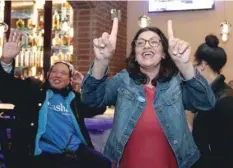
left=220, top=21, right=231, bottom=42
left=221, top=21, right=231, bottom=34
left=221, top=33, right=228, bottom=42
left=138, top=15, right=151, bottom=28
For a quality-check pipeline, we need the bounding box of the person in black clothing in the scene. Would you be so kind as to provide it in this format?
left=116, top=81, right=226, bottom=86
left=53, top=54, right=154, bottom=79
left=191, top=34, right=233, bottom=168
left=0, top=30, right=112, bottom=168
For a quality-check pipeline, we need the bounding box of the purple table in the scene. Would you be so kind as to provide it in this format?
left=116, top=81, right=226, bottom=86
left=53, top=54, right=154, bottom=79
left=85, top=117, right=113, bottom=152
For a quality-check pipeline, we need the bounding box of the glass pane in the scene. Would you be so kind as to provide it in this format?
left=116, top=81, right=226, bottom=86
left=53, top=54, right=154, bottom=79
left=11, top=1, right=44, bottom=80
left=0, top=0, right=6, bottom=57
left=51, top=1, right=73, bottom=66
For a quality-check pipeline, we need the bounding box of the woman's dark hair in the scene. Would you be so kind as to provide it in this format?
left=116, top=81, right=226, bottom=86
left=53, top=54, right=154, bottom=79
left=194, top=34, right=227, bottom=74
left=126, top=27, right=178, bottom=86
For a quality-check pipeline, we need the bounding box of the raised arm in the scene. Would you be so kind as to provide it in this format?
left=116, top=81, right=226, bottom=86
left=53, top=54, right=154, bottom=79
left=167, top=20, right=215, bottom=111
left=1, top=30, right=22, bottom=64
left=81, top=18, right=121, bottom=107
left=92, top=17, right=118, bottom=79
left=75, top=92, right=106, bottom=118
left=167, top=20, right=195, bottom=80
left=0, top=30, right=34, bottom=104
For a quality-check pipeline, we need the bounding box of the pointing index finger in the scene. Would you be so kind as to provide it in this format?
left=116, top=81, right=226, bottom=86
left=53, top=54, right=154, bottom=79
left=167, top=20, right=174, bottom=39
left=110, top=17, right=118, bottom=40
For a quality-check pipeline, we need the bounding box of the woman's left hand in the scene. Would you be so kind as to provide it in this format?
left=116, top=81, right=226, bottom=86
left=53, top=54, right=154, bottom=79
left=71, top=71, right=84, bottom=91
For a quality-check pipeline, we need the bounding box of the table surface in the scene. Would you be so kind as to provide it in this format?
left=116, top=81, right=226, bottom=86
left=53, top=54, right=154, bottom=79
left=0, top=104, right=15, bottom=110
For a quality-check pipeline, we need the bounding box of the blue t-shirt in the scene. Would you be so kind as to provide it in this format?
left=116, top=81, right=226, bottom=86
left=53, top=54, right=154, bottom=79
left=39, top=93, right=82, bottom=153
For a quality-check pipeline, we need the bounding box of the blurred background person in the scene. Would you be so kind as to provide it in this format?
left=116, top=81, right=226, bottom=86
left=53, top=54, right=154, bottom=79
left=192, top=34, right=233, bottom=168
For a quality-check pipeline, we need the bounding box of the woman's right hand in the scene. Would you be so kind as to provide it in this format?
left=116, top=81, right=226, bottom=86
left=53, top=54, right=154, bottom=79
left=93, top=18, right=118, bottom=63
left=1, top=30, right=22, bottom=64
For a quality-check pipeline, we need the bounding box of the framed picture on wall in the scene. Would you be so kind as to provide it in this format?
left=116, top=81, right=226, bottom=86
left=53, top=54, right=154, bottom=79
left=148, top=0, right=215, bottom=13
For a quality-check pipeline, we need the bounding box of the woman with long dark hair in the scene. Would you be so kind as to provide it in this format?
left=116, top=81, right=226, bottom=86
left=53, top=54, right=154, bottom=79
left=81, top=19, right=215, bottom=168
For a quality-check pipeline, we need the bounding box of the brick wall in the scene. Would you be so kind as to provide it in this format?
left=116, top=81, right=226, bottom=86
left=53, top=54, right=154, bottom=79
left=70, top=1, right=127, bottom=76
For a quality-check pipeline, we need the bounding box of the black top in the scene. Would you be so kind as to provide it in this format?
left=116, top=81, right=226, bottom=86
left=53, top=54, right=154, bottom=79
left=193, top=74, right=233, bottom=168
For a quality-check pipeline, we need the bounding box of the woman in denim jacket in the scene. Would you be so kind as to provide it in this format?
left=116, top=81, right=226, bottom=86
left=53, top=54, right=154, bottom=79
left=81, top=19, right=215, bottom=168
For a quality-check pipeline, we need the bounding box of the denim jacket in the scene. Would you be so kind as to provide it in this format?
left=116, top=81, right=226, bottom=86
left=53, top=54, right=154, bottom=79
left=81, top=68, right=215, bottom=168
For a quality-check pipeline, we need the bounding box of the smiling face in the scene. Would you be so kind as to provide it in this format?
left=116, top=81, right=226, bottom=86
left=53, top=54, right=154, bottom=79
left=135, top=30, right=165, bottom=70
left=48, top=63, right=70, bottom=90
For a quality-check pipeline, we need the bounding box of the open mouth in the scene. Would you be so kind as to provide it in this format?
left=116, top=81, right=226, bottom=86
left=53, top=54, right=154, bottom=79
left=53, top=79, right=61, bottom=84
left=142, top=51, right=155, bottom=57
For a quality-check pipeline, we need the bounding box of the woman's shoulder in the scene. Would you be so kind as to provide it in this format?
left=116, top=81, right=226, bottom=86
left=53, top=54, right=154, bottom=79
left=113, top=69, right=136, bottom=86
left=113, top=69, right=130, bottom=80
